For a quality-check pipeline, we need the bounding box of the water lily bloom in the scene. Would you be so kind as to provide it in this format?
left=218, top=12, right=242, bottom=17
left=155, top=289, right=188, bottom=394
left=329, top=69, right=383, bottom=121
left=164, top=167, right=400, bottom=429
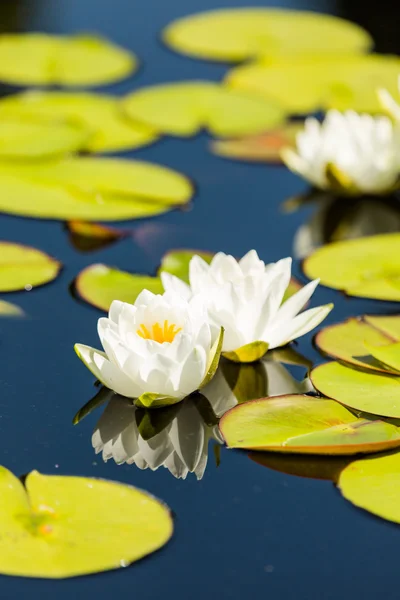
left=161, top=250, right=333, bottom=363
left=75, top=290, right=223, bottom=408
left=281, top=110, right=400, bottom=195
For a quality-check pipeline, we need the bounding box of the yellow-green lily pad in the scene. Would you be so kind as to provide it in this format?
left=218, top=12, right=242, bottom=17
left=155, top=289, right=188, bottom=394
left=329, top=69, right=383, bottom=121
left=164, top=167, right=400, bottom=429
left=311, top=361, right=400, bottom=418
left=162, top=9, right=371, bottom=62
left=122, top=81, right=285, bottom=138
left=211, top=122, right=303, bottom=163
left=0, top=33, right=136, bottom=86
left=338, top=451, right=400, bottom=524
left=0, top=117, right=89, bottom=159
left=0, top=92, right=158, bottom=154
left=223, top=341, right=269, bottom=363
left=0, top=242, right=61, bottom=292
left=0, top=466, right=172, bottom=578
left=303, top=233, right=400, bottom=301
left=0, top=157, right=193, bottom=222
left=315, top=316, right=400, bottom=374
left=219, top=394, right=400, bottom=454
left=227, top=55, right=400, bottom=114
left=0, top=300, right=24, bottom=317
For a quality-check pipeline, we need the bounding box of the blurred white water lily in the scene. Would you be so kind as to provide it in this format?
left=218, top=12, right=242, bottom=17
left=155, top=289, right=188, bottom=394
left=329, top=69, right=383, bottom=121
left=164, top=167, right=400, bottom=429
left=91, top=357, right=312, bottom=480
left=75, top=290, right=223, bottom=409
left=161, top=250, right=332, bottom=362
left=282, top=110, right=400, bottom=195
left=378, top=76, right=400, bottom=121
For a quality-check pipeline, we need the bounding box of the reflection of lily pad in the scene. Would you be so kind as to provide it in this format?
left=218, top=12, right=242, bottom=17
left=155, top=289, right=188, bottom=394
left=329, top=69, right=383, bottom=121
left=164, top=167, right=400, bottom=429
left=249, top=451, right=351, bottom=482
left=0, top=242, right=61, bottom=292
left=0, top=466, right=172, bottom=578
left=66, top=221, right=126, bottom=253
left=0, top=157, right=192, bottom=221
left=220, top=394, right=400, bottom=454
left=123, top=81, right=285, bottom=138
left=0, top=300, right=24, bottom=317
left=303, top=233, right=400, bottom=301
left=0, top=33, right=136, bottom=86
left=163, top=9, right=371, bottom=62
left=211, top=122, right=303, bottom=163
left=0, top=117, right=88, bottom=159
left=227, top=55, right=400, bottom=114
left=0, top=92, right=158, bottom=153
left=339, top=451, right=400, bottom=525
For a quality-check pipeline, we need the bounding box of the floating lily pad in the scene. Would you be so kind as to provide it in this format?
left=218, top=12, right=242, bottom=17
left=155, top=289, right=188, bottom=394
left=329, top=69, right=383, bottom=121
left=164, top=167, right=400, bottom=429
left=249, top=452, right=352, bottom=481
left=311, top=361, right=400, bottom=418
left=0, top=117, right=89, bottom=159
left=0, top=242, right=61, bottom=292
left=123, top=81, right=285, bottom=138
left=315, top=316, right=400, bottom=373
left=0, top=300, right=24, bottom=317
left=0, top=33, right=136, bottom=86
left=0, top=92, right=158, bottom=153
left=0, top=466, right=172, bottom=578
left=227, top=55, right=400, bottom=114
left=219, top=394, right=400, bottom=454
left=338, top=451, right=400, bottom=524
left=163, top=9, right=371, bottom=62
left=0, top=157, right=192, bottom=221
left=303, top=233, right=400, bottom=301
left=66, top=221, right=127, bottom=253
left=211, top=122, right=303, bottom=163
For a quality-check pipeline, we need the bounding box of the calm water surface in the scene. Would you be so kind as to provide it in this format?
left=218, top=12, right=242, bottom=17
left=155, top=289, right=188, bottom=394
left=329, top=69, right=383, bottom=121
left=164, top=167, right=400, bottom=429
left=1, top=0, right=400, bottom=598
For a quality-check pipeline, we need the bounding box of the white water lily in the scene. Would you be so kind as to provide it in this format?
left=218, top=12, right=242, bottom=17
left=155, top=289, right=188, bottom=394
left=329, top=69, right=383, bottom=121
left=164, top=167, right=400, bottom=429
left=75, top=290, right=223, bottom=408
left=282, top=110, right=400, bottom=195
left=161, top=250, right=332, bottom=362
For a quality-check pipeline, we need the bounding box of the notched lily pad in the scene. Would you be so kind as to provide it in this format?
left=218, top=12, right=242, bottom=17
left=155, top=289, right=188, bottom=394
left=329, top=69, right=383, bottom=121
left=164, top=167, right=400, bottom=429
left=0, top=241, right=61, bottom=292
left=163, top=9, right=371, bottom=62
left=0, top=92, right=158, bottom=153
left=0, top=466, right=172, bottom=578
left=219, top=394, right=400, bottom=454
left=303, top=233, right=400, bottom=301
left=0, top=33, right=136, bottom=86
left=123, top=81, right=285, bottom=138
left=338, top=450, right=400, bottom=524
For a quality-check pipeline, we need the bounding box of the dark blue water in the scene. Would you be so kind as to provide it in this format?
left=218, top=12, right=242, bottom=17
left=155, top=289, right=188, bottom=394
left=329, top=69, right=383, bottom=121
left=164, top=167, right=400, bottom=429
left=1, top=0, right=400, bottom=597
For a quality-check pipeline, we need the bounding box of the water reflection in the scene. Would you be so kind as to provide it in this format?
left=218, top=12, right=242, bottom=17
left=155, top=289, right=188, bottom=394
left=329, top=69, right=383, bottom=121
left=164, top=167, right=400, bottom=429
left=248, top=452, right=352, bottom=483
left=284, top=191, right=400, bottom=258
left=86, top=353, right=312, bottom=480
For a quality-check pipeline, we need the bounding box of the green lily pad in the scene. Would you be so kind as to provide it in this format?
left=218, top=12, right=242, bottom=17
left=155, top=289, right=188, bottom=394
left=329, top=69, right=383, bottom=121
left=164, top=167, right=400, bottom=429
left=219, top=394, right=400, bottom=454
left=0, top=466, right=172, bottom=578
left=211, top=122, right=304, bottom=163
left=303, top=233, right=400, bottom=301
left=0, top=157, right=192, bottom=222
left=0, top=92, right=158, bottom=153
left=249, top=452, right=352, bottom=482
left=227, top=55, right=400, bottom=114
left=0, top=117, right=89, bottom=159
left=0, top=33, right=136, bottom=86
left=0, top=242, right=61, bottom=292
left=0, top=300, right=24, bottom=317
left=315, top=316, right=400, bottom=374
left=222, top=341, right=269, bottom=363
left=162, top=9, right=371, bottom=62
left=338, top=451, right=400, bottom=524
left=366, top=342, right=400, bottom=373
left=122, top=81, right=285, bottom=138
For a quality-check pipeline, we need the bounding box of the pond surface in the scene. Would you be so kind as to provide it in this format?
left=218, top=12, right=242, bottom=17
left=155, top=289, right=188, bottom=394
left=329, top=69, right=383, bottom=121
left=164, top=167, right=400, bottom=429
left=1, top=0, right=400, bottom=597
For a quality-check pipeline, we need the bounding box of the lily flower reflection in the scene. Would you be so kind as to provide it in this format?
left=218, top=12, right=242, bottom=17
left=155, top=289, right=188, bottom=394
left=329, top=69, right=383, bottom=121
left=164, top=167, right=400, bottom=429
left=90, top=353, right=312, bottom=480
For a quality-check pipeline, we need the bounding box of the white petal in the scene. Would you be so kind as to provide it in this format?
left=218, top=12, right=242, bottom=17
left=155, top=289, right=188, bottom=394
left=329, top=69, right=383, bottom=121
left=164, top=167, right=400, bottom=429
left=266, top=304, right=333, bottom=349
left=109, top=300, right=124, bottom=324
left=177, top=345, right=208, bottom=396
left=161, top=272, right=192, bottom=300
left=274, top=279, right=320, bottom=323
left=135, top=289, right=157, bottom=307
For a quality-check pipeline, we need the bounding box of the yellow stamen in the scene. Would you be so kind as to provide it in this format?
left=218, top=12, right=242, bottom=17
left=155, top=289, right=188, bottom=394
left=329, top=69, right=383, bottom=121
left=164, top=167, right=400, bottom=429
left=137, top=319, right=182, bottom=343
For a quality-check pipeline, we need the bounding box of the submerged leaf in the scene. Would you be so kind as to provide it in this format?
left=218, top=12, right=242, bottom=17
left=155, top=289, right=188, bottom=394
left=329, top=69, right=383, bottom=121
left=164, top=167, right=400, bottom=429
left=220, top=394, right=400, bottom=454
left=0, top=242, right=61, bottom=292
left=303, top=233, right=400, bottom=300
left=227, top=55, right=400, bottom=114
left=211, top=122, right=303, bottom=163
left=0, top=157, right=193, bottom=221
left=0, top=92, right=157, bottom=153
left=163, top=9, right=371, bottom=62
left=123, top=81, right=285, bottom=138
left=0, top=300, right=24, bottom=317
left=0, top=466, right=172, bottom=578
left=66, top=221, right=126, bottom=253
left=338, top=451, right=400, bottom=524
left=0, top=33, right=136, bottom=86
